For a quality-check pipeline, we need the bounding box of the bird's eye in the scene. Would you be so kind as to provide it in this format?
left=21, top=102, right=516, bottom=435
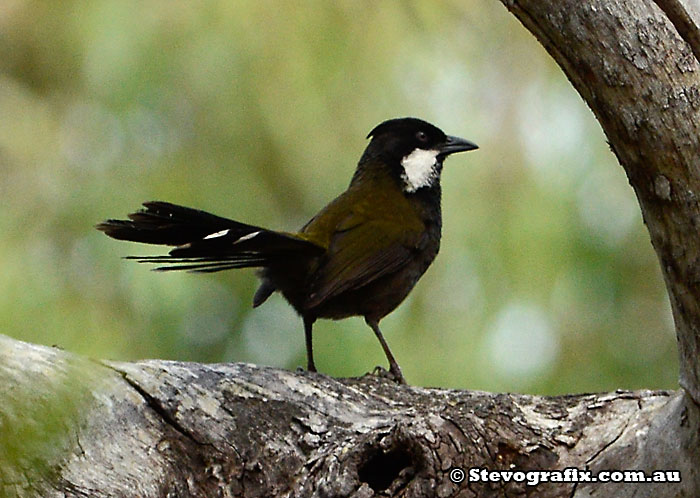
left=416, top=131, right=428, bottom=142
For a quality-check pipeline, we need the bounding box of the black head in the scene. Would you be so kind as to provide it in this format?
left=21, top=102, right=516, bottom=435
left=360, top=117, right=478, bottom=193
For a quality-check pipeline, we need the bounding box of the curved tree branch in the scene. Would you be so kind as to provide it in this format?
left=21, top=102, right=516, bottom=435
left=653, top=0, right=700, bottom=62
left=500, top=0, right=700, bottom=405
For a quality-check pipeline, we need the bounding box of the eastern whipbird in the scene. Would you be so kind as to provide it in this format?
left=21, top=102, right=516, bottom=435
left=97, top=118, right=478, bottom=384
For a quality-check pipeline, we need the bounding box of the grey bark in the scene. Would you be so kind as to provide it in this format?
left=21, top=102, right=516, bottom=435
left=501, top=0, right=700, bottom=410
left=2, top=0, right=700, bottom=496
left=0, top=335, right=692, bottom=498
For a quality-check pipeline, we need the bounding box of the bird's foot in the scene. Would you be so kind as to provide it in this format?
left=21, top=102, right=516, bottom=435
left=297, top=364, right=317, bottom=373
left=371, top=365, right=407, bottom=385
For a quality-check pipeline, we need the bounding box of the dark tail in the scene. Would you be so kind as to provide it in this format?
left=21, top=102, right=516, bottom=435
left=97, top=201, right=324, bottom=272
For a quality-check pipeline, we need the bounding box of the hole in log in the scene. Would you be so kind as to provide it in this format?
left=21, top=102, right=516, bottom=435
left=358, top=447, right=413, bottom=492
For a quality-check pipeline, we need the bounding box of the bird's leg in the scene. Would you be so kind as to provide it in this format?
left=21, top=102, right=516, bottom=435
left=303, top=316, right=317, bottom=372
left=365, top=318, right=406, bottom=384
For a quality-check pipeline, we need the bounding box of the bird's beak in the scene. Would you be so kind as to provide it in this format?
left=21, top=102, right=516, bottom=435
left=439, top=135, right=479, bottom=157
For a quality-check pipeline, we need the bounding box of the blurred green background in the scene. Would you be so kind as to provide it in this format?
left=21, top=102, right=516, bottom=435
left=0, top=0, right=677, bottom=394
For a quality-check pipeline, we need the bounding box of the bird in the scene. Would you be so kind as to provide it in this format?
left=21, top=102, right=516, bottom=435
left=97, top=117, right=478, bottom=384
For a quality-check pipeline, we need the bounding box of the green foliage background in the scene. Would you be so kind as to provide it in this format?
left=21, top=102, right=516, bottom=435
left=0, top=0, right=677, bottom=393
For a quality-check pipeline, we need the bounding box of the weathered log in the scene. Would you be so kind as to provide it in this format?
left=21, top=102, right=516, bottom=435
left=0, top=336, right=692, bottom=497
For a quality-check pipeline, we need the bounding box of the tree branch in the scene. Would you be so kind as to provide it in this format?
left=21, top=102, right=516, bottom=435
left=653, top=0, right=700, bottom=63
left=1, top=335, right=694, bottom=497
left=499, top=0, right=700, bottom=406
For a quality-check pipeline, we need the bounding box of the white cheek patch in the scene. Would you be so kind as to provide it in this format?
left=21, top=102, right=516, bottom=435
left=400, top=148, right=440, bottom=193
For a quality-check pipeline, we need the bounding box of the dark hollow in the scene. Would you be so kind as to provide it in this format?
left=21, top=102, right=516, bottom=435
left=358, top=447, right=414, bottom=492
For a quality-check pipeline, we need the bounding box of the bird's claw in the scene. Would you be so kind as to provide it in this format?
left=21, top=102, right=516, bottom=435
left=371, top=365, right=407, bottom=385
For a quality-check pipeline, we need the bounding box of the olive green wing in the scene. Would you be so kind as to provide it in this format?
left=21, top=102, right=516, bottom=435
left=304, top=216, right=427, bottom=310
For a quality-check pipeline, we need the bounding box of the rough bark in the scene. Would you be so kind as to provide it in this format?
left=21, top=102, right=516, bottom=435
left=501, top=0, right=700, bottom=412
left=0, top=335, right=692, bottom=498
left=653, top=0, right=700, bottom=61
left=2, top=0, right=700, bottom=496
